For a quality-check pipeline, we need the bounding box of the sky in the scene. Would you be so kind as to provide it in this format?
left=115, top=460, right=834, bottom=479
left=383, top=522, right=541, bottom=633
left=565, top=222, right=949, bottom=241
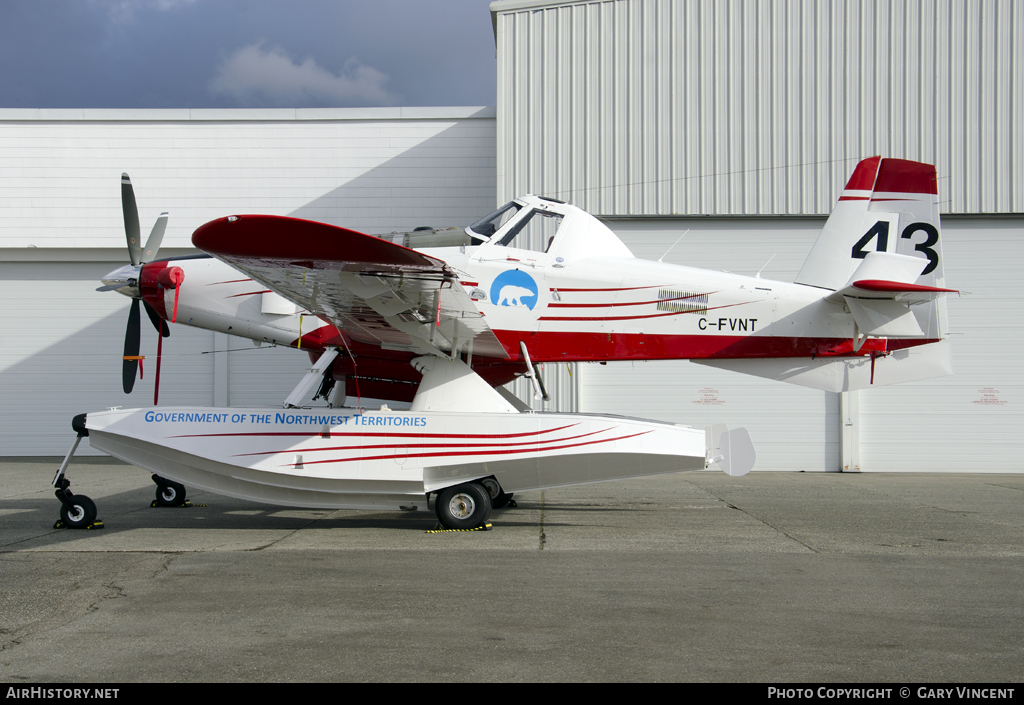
left=0, top=0, right=499, bottom=108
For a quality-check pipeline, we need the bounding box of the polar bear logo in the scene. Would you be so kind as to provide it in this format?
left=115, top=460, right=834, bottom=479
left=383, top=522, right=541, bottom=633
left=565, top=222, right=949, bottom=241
left=489, top=270, right=539, bottom=310
left=497, top=285, right=536, bottom=308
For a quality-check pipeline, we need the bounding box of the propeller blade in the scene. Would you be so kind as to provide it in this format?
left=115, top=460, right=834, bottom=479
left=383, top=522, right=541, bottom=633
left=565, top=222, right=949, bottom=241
left=121, top=173, right=142, bottom=266
left=142, top=212, right=168, bottom=262
left=143, top=300, right=170, bottom=338
left=122, top=298, right=142, bottom=393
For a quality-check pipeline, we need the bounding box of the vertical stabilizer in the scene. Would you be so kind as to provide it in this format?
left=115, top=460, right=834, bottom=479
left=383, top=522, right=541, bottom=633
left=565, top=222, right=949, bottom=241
left=795, top=156, right=881, bottom=291
left=701, top=158, right=954, bottom=392
left=796, top=157, right=943, bottom=293
left=796, top=157, right=948, bottom=342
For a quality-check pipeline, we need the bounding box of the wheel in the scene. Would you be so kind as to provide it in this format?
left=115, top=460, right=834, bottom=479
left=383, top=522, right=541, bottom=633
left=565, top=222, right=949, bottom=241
left=154, top=480, right=187, bottom=507
left=480, top=477, right=511, bottom=510
left=435, top=483, right=491, bottom=529
left=60, top=495, right=97, bottom=529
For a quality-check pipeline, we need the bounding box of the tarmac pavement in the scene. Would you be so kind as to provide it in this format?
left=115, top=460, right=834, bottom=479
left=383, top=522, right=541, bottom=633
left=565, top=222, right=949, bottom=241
left=1, top=457, right=1022, bottom=682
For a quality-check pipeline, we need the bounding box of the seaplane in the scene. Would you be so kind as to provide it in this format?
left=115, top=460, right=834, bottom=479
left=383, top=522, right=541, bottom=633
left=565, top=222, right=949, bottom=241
left=52, top=157, right=956, bottom=531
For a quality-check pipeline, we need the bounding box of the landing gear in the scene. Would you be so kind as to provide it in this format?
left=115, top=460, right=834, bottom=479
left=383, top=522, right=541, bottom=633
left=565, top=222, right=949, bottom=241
left=479, top=477, right=514, bottom=510
left=58, top=491, right=97, bottom=529
left=435, top=482, right=491, bottom=529
left=52, top=414, right=103, bottom=529
left=152, top=474, right=187, bottom=507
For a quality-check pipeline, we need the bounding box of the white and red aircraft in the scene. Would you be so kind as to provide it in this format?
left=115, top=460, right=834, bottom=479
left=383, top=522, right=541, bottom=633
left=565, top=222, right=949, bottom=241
left=54, top=157, right=955, bottom=530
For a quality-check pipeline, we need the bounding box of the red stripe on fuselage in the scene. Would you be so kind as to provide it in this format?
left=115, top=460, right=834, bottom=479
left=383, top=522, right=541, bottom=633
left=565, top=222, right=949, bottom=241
left=549, top=292, right=714, bottom=309
left=498, top=330, right=940, bottom=361
left=549, top=285, right=664, bottom=293
left=539, top=300, right=755, bottom=322
left=225, top=290, right=272, bottom=298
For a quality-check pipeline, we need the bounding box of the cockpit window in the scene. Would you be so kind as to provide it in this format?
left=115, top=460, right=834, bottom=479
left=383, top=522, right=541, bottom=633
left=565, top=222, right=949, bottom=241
left=468, top=202, right=522, bottom=239
left=496, top=209, right=564, bottom=251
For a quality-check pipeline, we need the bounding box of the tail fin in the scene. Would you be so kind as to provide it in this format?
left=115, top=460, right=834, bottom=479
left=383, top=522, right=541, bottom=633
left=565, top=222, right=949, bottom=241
left=695, top=158, right=954, bottom=392
left=796, top=157, right=944, bottom=292
left=796, top=157, right=950, bottom=342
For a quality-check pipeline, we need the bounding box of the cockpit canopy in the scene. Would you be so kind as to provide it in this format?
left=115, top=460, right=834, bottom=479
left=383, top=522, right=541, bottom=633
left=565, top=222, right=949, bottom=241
left=468, top=201, right=522, bottom=240
left=467, top=195, right=634, bottom=263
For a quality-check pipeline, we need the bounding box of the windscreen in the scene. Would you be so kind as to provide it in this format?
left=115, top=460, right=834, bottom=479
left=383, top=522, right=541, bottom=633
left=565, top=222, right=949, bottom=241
left=468, top=201, right=522, bottom=239
left=497, top=209, right=564, bottom=252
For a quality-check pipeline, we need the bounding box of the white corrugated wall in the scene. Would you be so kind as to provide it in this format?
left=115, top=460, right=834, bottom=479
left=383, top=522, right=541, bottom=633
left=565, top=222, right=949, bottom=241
left=576, top=216, right=1024, bottom=472
left=577, top=217, right=840, bottom=472
left=0, top=109, right=497, bottom=455
left=857, top=217, right=1024, bottom=471
left=494, top=0, right=1024, bottom=215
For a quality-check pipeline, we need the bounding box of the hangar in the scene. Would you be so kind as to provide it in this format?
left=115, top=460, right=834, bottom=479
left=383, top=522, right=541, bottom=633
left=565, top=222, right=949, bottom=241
left=1, top=0, right=1021, bottom=472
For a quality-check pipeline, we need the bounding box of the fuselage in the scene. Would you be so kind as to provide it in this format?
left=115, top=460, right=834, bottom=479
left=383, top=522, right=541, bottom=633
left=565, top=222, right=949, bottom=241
left=107, top=191, right=936, bottom=401
left=128, top=244, right=901, bottom=365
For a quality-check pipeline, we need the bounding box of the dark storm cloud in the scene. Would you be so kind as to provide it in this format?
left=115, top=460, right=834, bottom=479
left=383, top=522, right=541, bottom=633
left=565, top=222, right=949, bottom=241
left=0, top=0, right=497, bottom=108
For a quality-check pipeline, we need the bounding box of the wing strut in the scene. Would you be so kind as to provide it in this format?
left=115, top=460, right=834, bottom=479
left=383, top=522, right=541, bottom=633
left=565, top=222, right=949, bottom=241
left=283, top=349, right=340, bottom=409
left=519, top=341, right=549, bottom=402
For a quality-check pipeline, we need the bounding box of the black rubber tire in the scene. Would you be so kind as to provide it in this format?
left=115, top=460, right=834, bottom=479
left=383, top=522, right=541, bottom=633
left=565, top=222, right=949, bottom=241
left=60, top=495, right=97, bottom=528
left=154, top=480, right=187, bottom=507
left=435, top=483, right=491, bottom=529
left=480, top=477, right=511, bottom=509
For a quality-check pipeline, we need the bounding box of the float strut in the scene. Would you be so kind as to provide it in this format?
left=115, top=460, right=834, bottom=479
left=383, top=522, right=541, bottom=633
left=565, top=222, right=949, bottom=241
left=52, top=414, right=88, bottom=514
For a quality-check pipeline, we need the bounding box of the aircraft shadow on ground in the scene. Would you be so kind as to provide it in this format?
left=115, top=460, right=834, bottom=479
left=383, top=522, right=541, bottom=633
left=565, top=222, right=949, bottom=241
left=1, top=488, right=602, bottom=547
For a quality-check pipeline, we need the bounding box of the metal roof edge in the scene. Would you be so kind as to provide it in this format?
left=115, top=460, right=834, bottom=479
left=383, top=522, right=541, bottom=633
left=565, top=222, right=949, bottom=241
left=0, top=106, right=497, bottom=122
left=490, top=0, right=607, bottom=14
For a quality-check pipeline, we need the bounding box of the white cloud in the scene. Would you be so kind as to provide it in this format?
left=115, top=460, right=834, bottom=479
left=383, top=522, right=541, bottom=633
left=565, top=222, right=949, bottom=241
left=92, top=0, right=198, bottom=24
left=208, top=43, right=398, bottom=107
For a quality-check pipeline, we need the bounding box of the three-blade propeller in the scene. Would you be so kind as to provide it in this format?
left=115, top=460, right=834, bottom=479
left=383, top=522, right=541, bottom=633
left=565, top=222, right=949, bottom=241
left=119, top=173, right=170, bottom=393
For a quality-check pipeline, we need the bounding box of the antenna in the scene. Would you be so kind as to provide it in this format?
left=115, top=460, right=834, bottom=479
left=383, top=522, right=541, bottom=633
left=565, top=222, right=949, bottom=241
left=657, top=229, right=689, bottom=263
left=755, top=253, right=776, bottom=279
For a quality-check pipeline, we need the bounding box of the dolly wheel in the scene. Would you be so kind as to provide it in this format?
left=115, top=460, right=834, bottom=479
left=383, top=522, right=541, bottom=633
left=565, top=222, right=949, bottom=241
left=60, top=495, right=97, bottom=529
left=155, top=480, right=187, bottom=507
left=435, top=483, right=491, bottom=529
left=480, top=477, right=512, bottom=509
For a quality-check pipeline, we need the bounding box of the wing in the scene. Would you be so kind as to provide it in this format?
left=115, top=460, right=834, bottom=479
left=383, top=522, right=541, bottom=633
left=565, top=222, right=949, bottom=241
left=192, top=215, right=508, bottom=359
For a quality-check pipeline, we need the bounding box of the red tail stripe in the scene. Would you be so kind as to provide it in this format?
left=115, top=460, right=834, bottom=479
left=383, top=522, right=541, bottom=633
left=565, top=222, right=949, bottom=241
left=853, top=280, right=958, bottom=294
left=844, top=156, right=881, bottom=191
left=873, top=158, right=938, bottom=195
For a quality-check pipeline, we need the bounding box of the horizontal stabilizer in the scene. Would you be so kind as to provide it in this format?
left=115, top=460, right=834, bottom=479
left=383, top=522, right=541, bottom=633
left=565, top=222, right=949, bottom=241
left=844, top=297, right=923, bottom=337
left=827, top=252, right=957, bottom=305
left=824, top=252, right=957, bottom=336
left=693, top=339, right=953, bottom=392
left=844, top=279, right=959, bottom=305
left=796, top=158, right=942, bottom=292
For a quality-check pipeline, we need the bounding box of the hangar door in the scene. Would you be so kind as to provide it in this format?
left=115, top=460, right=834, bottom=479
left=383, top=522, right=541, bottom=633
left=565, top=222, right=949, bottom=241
left=578, top=217, right=1024, bottom=473
left=577, top=218, right=837, bottom=472
left=857, top=217, right=1024, bottom=473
